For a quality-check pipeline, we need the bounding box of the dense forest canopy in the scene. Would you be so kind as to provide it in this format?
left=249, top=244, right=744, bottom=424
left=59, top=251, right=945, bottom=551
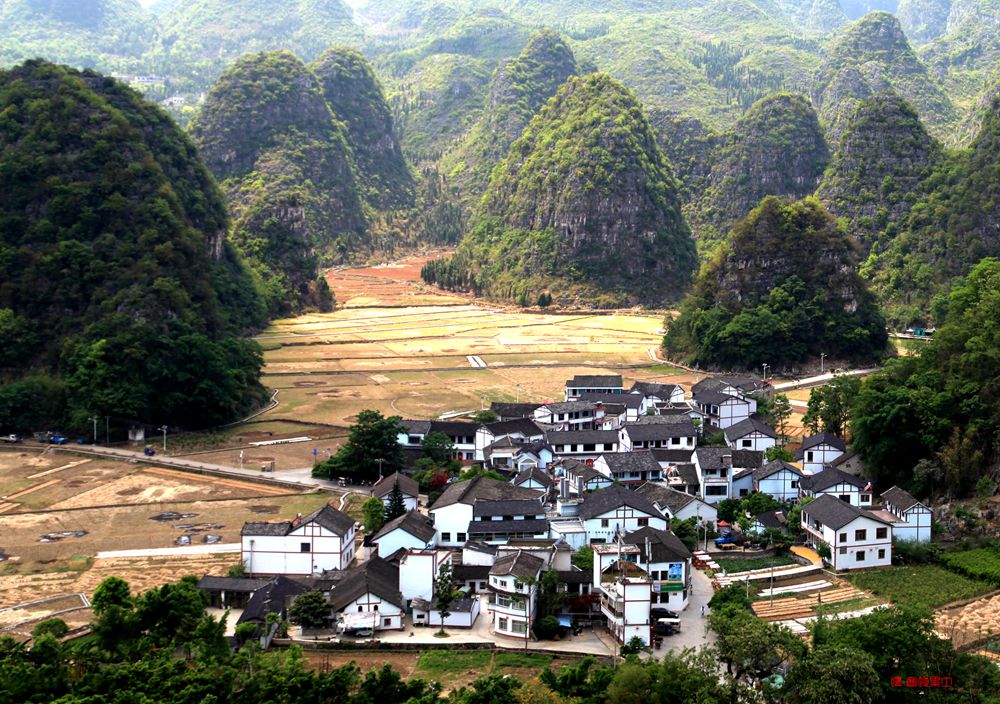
left=0, top=60, right=266, bottom=433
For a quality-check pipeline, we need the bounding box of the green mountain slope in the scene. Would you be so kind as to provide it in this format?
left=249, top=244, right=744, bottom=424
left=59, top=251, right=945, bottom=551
left=920, top=0, right=1000, bottom=111
left=896, top=0, right=951, bottom=44
left=440, top=29, right=579, bottom=205
left=817, top=93, right=940, bottom=253
left=813, top=12, right=957, bottom=141
left=424, top=73, right=696, bottom=307
left=0, top=60, right=266, bottom=431
left=312, top=47, right=415, bottom=210
left=691, top=93, right=829, bottom=248
left=191, top=51, right=366, bottom=316
left=663, top=196, right=887, bottom=368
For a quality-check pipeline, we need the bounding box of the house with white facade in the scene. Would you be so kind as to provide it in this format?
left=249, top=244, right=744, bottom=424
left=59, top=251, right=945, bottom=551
left=412, top=595, right=481, bottom=629
left=799, top=467, right=873, bottom=507
left=691, top=378, right=758, bottom=430
left=692, top=448, right=734, bottom=503
left=546, top=429, right=620, bottom=461
left=484, top=438, right=553, bottom=471
left=330, top=556, right=405, bottom=631
left=731, top=468, right=754, bottom=498
left=625, top=526, right=693, bottom=610
left=578, top=485, right=668, bottom=543
left=619, top=417, right=698, bottom=452
left=488, top=550, right=544, bottom=639
left=635, top=482, right=717, bottom=528
left=629, top=381, right=685, bottom=409
left=534, top=401, right=604, bottom=430
left=795, top=432, right=847, bottom=474
left=593, top=451, right=663, bottom=486
left=724, top=417, right=778, bottom=452
left=753, top=460, right=804, bottom=502
left=881, top=486, right=932, bottom=543
left=750, top=509, right=788, bottom=535
left=593, top=544, right=653, bottom=647
left=371, top=472, right=419, bottom=512
left=241, top=504, right=356, bottom=576
left=801, top=494, right=893, bottom=571
left=371, top=510, right=436, bottom=557
left=469, top=499, right=549, bottom=543
left=565, top=375, right=624, bottom=401
left=398, top=548, right=444, bottom=604
left=475, top=419, right=546, bottom=462
left=429, top=476, right=542, bottom=547
left=512, top=467, right=554, bottom=493
left=399, top=420, right=479, bottom=462
left=580, top=393, right=645, bottom=423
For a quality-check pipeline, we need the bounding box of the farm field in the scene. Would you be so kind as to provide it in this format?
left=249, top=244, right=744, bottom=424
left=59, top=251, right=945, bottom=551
left=848, top=565, right=994, bottom=611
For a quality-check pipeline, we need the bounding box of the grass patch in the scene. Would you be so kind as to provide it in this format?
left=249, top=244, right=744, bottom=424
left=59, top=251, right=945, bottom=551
left=415, top=650, right=492, bottom=678
left=848, top=565, right=994, bottom=609
left=940, top=546, right=1000, bottom=585
left=492, top=652, right=552, bottom=671
left=716, top=555, right=797, bottom=573
left=813, top=596, right=882, bottom=617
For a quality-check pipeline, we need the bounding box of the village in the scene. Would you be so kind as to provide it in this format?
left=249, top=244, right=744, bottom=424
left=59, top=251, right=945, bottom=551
left=203, top=371, right=936, bottom=654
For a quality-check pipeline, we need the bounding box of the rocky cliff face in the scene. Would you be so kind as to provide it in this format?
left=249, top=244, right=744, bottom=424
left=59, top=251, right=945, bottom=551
left=896, top=0, right=951, bottom=44
left=312, top=47, right=415, bottom=210
left=440, top=29, right=578, bottom=204
left=817, top=93, right=940, bottom=252
left=921, top=0, right=1000, bottom=116
left=192, top=51, right=365, bottom=315
left=691, top=93, right=829, bottom=247
left=802, top=0, right=850, bottom=32
left=813, top=12, right=957, bottom=141
left=430, top=73, right=696, bottom=306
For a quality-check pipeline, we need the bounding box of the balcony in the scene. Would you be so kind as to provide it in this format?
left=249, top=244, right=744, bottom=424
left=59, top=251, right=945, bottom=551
left=600, top=594, right=624, bottom=618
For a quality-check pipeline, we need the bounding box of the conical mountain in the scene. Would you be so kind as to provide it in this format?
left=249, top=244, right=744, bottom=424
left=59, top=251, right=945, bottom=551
left=871, top=92, right=1000, bottom=323
left=191, top=51, right=366, bottom=315
left=813, top=12, right=957, bottom=140
left=0, top=60, right=265, bottom=430
left=663, top=196, right=887, bottom=368
left=441, top=29, right=579, bottom=203
left=312, top=47, right=415, bottom=210
left=817, top=94, right=940, bottom=252
left=693, top=93, right=829, bottom=245
left=427, top=73, right=696, bottom=306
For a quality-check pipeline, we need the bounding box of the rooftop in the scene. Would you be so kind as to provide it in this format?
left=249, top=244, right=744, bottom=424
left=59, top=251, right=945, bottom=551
left=578, top=485, right=664, bottom=520
left=489, top=550, right=545, bottom=579
left=329, top=556, right=403, bottom=612
left=797, top=432, right=848, bottom=454
left=372, top=472, right=419, bottom=499
left=724, top=417, right=778, bottom=441
left=430, top=476, right=542, bottom=510
left=803, top=494, right=891, bottom=531
left=566, top=375, right=623, bottom=389
left=372, top=510, right=436, bottom=544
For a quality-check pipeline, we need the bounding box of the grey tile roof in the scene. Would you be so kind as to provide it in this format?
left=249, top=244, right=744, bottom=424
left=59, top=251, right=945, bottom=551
left=598, top=451, right=662, bottom=474
left=430, top=476, right=542, bottom=510
left=556, top=569, right=594, bottom=584
left=797, top=432, right=847, bottom=453
left=473, top=499, right=545, bottom=517
left=489, top=550, right=545, bottom=579
left=485, top=418, right=545, bottom=437
left=463, top=540, right=498, bottom=554
left=469, top=519, right=549, bottom=534
left=803, top=494, right=887, bottom=531
left=881, top=486, right=922, bottom=513
left=541, top=401, right=602, bottom=414
left=629, top=381, right=682, bottom=397
left=242, top=504, right=354, bottom=538
left=514, top=467, right=553, bottom=486
left=237, top=575, right=308, bottom=624
left=754, top=510, right=788, bottom=530
left=665, top=463, right=700, bottom=487
left=430, top=420, right=480, bottom=436
left=624, top=421, right=696, bottom=442
left=580, top=393, right=644, bottom=409
left=241, top=521, right=293, bottom=537
left=566, top=375, right=623, bottom=388
left=373, top=510, right=436, bottom=543
left=753, top=460, right=803, bottom=482
left=732, top=450, right=765, bottom=470
left=799, top=467, right=867, bottom=493
left=578, top=485, right=664, bottom=520
left=401, top=419, right=432, bottom=434
left=625, top=526, right=692, bottom=563
left=453, top=564, right=492, bottom=580
left=372, top=472, right=419, bottom=499
left=490, top=402, right=542, bottom=419
left=545, top=429, right=620, bottom=445
left=724, top=417, right=778, bottom=442
left=329, top=556, right=403, bottom=612
left=693, top=389, right=737, bottom=406
left=635, top=482, right=698, bottom=514
left=197, top=576, right=271, bottom=592
left=694, top=447, right=734, bottom=470
left=650, top=448, right=697, bottom=464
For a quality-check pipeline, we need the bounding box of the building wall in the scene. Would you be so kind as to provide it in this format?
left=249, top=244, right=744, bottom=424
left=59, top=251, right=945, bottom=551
left=718, top=399, right=755, bottom=429
left=803, top=515, right=892, bottom=571
left=375, top=530, right=432, bottom=561
left=808, top=483, right=873, bottom=507
left=431, top=503, right=474, bottom=547
left=399, top=551, right=439, bottom=603
left=801, top=444, right=844, bottom=474
left=242, top=523, right=353, bottom=575
left=728, top=432, right=776, bottom=452
left=893, top=508, right=932, bottom=543
left=337, top=592, right=404, bottom=630
left=414, top=600, right=481, bottom=628
left=584, top=508, right=667, bottom=543
left=757, top=471, right=801, bottom=502
left=379, top=494, right=418, bottom=512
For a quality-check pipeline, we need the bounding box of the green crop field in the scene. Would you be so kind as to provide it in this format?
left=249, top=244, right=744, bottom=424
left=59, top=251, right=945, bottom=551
left=848, top=565, right=995, bottom=609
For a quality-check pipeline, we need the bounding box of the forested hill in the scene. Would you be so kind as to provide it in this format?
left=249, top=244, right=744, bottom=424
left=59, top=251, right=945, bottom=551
left=424, top=73, right=697, bottom=307
left=0, top=60, right=267, bottom=433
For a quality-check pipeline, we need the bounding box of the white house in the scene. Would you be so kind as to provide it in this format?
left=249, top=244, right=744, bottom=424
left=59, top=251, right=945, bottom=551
left=371, top=472, right=419, bottom=512
left=399, top=420, right=479, bottom=462
left=692, top=448, right=734, bottom=503
left=581, top=393, right=645, bottom=422
left=593, top=451, right=663, bottom=486
left=330, top=556, right=405, bottom=631
left=545, top=429, right=620, bottom=461
left=512, top=467, right=554, bottom=493
left=556, top=460, right=614, bottom=493
left=635, top=482, right=717, bottom=529
left=475, top=419, right=545, bottom=462
left=881, top=486, right=932, bottom=543
left=488, top=550, right=543, bottom=639
left=241, top=504, right=356, bottom=576
left=801, top=494, right=893, bottom=570
left=469, top=498, right=549, bottom=543
left=412, top=595, right=481, bottom=629
left=398, top=548, right=443, bottom=604
left=625, top=526, right=693, bottom=610
left=799, top=467, right=873, bottom=507
left=731, top=468, right=754, bottom=498
left=484, top=438, right=553, bottom=471
left=750, top=509, right=788, bottom=535
left=691, top=379, right=758, bottom=430
left=565, top=375, right=624, bottom=401
left=795, top=432, right=847, bottom=474
left=629, top=381, right=686, bottom=410
left=371, top=510, right=437, bottom=557
left=534, top=401, right=604, bottom=430
left=594, top=547, right=653, bottom=647
left=429, top=476, right=542, bottom=547
left=619, top=418, right=698, bottom=452
left=578, top=485, right=668, bottom=543
left=724, top=417, right=778, bottom=452
left=752, top=461, right=804, bottom=502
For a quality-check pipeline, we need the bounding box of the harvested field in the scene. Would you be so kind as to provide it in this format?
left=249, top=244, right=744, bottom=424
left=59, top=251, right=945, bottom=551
left=936, top=591, right=1000, bottom=649
left=752, top=584, right=872, bottom=621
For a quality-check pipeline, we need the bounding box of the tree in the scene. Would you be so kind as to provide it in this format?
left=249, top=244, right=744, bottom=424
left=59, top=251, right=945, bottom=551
left=31, top=619, right=68, bottom=640
left=456, top=465, right=505, bottom=482
left=671, top=517, right=699, bottom=550
left=361, top=496, right=385, bottom=534
left=421, top=431, right=455, bottom=465
left=709, top=584, right=752, bottom=612
left=802, top=376, right=861, bottom=437
left=92, top=576, right=132, bottom=616
left=227, top=561, right=248, bottom=578
left=784, top=643, right=880, bottom=704
left=571, top=545, right=594, bottom=572
left=709, top=605, right=804, bottom=681
left=770, top=393, right=792, bottom=440
left=472, top=410, right=498, bottom=424
left=536, top=568, right=564, bottom=618
left=764, top=445, right=794, bottom=462
left=288, top=591, right=330, bottom=629
left=384, top=480, right=407, bottom=521
left=741, top=492, right=781, bottom=518
left=434, top=563, right=458, bottom=635
left=313, top=410, right=405, bottom=481
left=716, top=498, right=742, bottom=523
left=534, top=615, right=560, bottom=640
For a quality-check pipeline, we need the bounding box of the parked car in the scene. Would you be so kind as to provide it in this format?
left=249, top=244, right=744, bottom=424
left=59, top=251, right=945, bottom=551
left=49, top=435, right=68, bottom=445
left=0, top=434, right=20, bottom=443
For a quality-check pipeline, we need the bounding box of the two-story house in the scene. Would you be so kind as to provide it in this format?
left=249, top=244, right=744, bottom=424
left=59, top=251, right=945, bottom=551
left=512, top=467, right=554, bottom=493
left=724, top=417, right=778, bottom=452
left=371, top=510, right=436, bottom=557
left=488, top=550, right=544, bottom=639
left=565, top=375, right=624, bottom=401
left=398, top=420, right=479, bottom=462
left=691, top=378, right=758, bottom=429
left=795, top=432, right=847, bottom=474
left=469, top=499, right=550, bottom=543
left=330, top=556, right=405, bottom=631
left=880, top=486, right=932, bottom=543
left=429, top=476, right=543, bottom=547
left=241, top=504, right=356, bottom=576
left=636, top=481, right=717, bottom=528
left=546, top=429, right=620, bottom=461
left=474, top=419, right=546, bottom=463
left=693, top=448, right=733, bottom=503
left=593, top=543, right=653, bottom=646
left=371, top=472, right=419, bottom=512
left=533, top=401, right=604, bottom=430
left=801, top=494, right=893, bottom=570
left=619, top=417, right=698, bottom=452
left=580, top=393, right=644, bottom=423
left=629, top=381, right=686, bottom=411
left=578, top=486, right=668, bottom=543
left=799, top=467, right=873, bottom=507
left=593, top=451, right=663, bottom=486
left=752, top=460, right=804, bottom=502
left=625, top=526, right=693, bottom=610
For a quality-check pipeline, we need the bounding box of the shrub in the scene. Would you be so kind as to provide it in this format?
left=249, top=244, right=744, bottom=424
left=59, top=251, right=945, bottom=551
left=534, top=615, right=561, bottom=640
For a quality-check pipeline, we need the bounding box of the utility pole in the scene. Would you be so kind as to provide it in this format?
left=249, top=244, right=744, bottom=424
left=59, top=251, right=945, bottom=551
left=159, top=425, right=168, bottom=453
left=375, top=458, right=384, bottom=481
left=820, top=352, right=827, bottom=374
left=89, top=416, right=98, bottom=445
left=762, top=363, right=769, bottom=382
left=515, top=384, right=522, bottom=403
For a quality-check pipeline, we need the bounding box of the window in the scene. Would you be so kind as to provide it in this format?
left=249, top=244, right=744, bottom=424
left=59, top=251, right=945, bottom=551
left=855, top=529, right=867, bottom=541
left=457, top=533, right=467, bottom=542
left=441, top=532, right=451, bottom=542
left=498, top=617, right=509, bottom=631
left=408, top=435, right=421, bottom=444
left=300, top=542, right=310, bottom=552
left=358, top=606, right=363, bottom=612
left=878, top=549, right=886, bottom=560
left=601, top=519, right=609, bottom=527
left=839, top=532, right=847, bottom=543
left=839, top=495, right=850, bottom=503
left=383, top=618, right=392, bottom=627
left=373, top=605, right=379, bottom=612
left=672, top=437, right=681, bottom=446
left=806, top=451, right=814, bottom=462
left=512, top=621, right=528, bottom=634
left=876, top=527, right=888, bottom=539
left=790, top=481, right=798, bottom=489
left=637, top=518, right=649, bottom=527
left=839, top=547, right=847, bottom=555
left=742, top=439, right=752, bottom=448
left=706, top=485, right=727, bottom=496
left=861, top=494, right=871, bottom=503
left=740, top=489, right=749, bottom=497
left=856, top=551, right=865, bottom=562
